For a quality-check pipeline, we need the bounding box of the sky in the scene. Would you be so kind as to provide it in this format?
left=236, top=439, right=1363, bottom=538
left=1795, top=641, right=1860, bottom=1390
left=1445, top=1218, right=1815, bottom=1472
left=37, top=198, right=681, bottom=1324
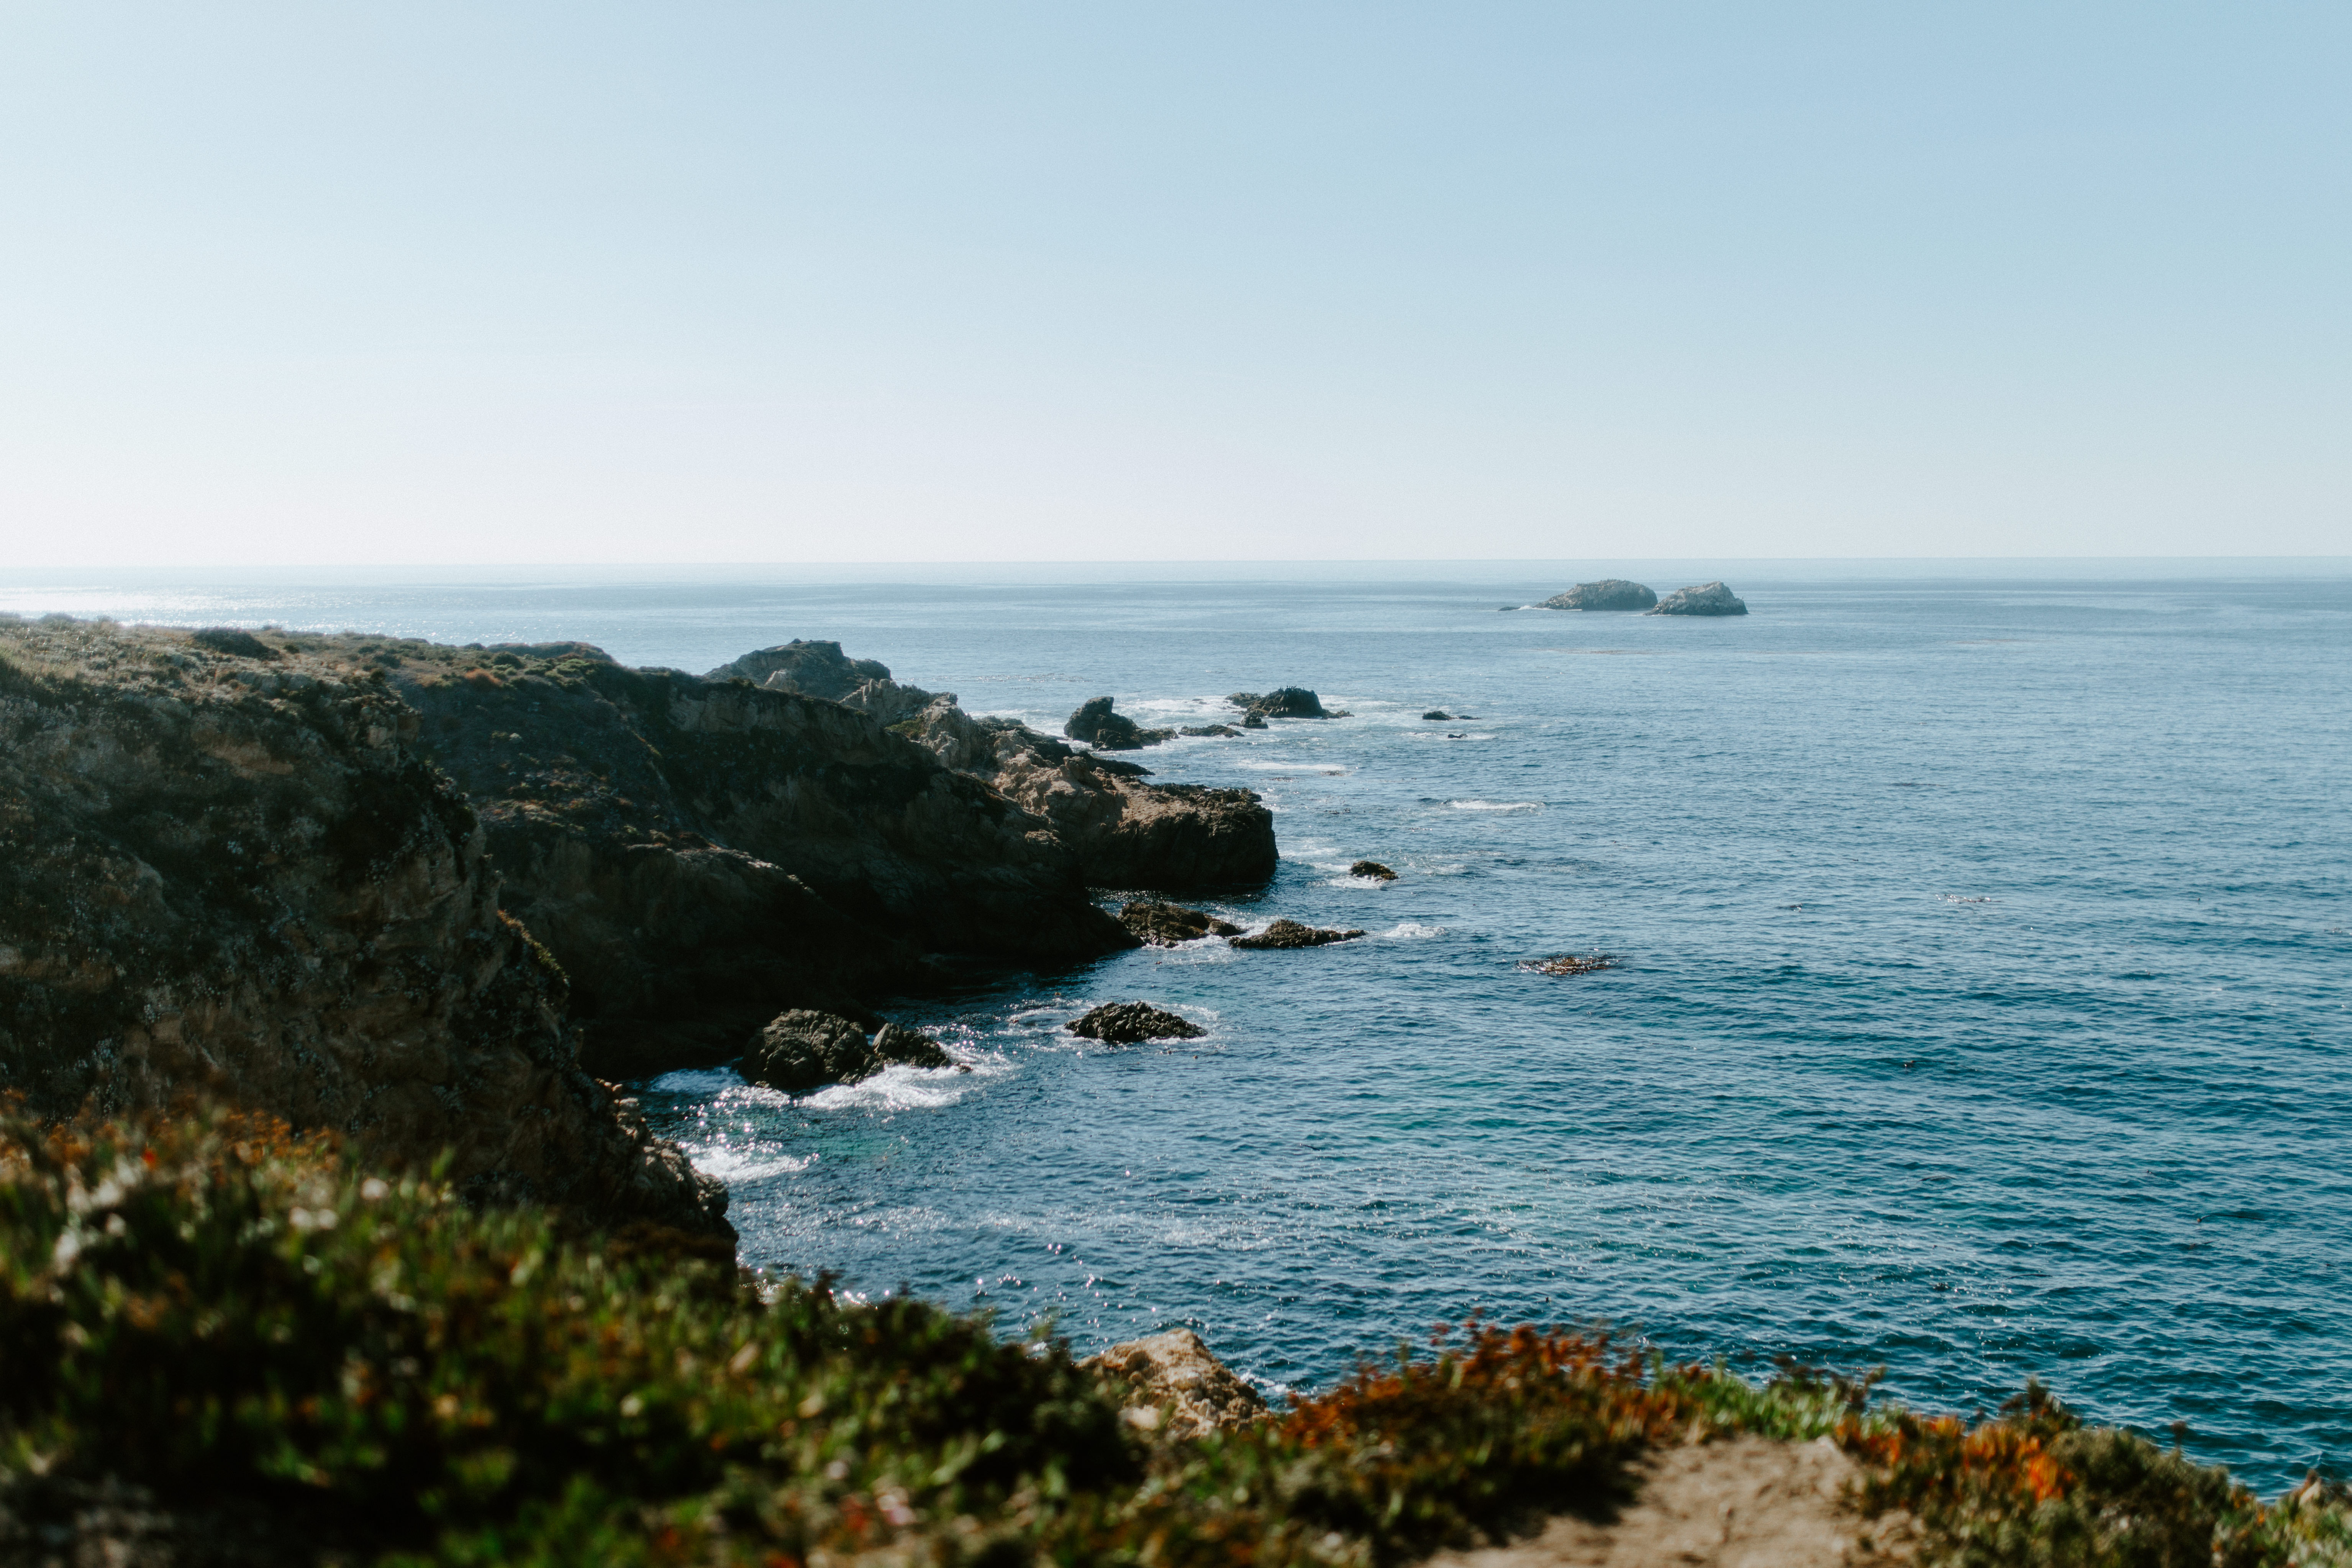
left=1, top=2, right=2346, bottom=565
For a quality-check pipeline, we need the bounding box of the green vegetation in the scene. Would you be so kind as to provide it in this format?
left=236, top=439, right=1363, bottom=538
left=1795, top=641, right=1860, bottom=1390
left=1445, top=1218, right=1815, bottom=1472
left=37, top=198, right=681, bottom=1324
left=2, top=1105, right=2344, bottom=1567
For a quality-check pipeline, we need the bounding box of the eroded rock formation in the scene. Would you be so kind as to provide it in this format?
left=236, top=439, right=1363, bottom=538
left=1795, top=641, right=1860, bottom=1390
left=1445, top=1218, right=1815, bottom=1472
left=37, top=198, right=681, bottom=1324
left=1064, top=696, right=1173, bottom=751
left=0, top=617, right=728, bottom=1237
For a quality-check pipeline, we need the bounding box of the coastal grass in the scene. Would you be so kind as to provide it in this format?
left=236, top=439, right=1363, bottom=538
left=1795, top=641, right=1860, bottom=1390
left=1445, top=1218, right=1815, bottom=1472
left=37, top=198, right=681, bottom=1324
left=2, top=1106, right=2345, bottom=1568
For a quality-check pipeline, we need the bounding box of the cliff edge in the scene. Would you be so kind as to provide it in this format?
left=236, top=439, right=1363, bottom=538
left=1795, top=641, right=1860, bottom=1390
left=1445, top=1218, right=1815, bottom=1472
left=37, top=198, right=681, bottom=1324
left=0, top=616, right=729, bottom=1236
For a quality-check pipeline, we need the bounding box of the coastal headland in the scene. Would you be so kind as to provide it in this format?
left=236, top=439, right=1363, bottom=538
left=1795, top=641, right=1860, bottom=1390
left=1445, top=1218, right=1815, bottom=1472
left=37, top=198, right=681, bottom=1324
left=2, top=610, right=2345, bottom=1567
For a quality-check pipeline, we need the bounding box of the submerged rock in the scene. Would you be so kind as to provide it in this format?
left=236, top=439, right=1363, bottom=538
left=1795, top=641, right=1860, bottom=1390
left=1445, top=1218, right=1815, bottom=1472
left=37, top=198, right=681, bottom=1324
left=1647, top=581, right=1749, bottom=616
left=1180, top=723, right=1240, bottom=737
left=1120, top=900, right=1244, bottom=946
left=1065, top=696, right=1174, bottom=751
left=1229, top=919, right=1367, bottom=950
left=1066, top=1002, right=1205, bottom=1044
left=742, top=1009, right=951, bottom=1094
left=1541, top=579, right=1657, bottom=612
left=1084, top=1329, right=1268, bottom=1438
left=1349, top=860, right=1398, bottom=881
left=1423, top=709, right=1452, bottom=721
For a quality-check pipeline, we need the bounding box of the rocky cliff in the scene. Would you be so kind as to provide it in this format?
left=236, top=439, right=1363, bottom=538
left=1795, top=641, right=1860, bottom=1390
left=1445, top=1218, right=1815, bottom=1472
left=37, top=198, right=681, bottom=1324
left=0, top=616, right=728, bottom=1236
left=714, top=643, right=1279, bottom=892
left=382, top=641, right=1133, bottom=1076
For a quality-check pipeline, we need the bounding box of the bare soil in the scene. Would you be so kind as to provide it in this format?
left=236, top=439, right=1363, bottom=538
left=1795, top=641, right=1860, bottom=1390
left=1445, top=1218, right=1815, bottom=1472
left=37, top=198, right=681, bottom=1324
left=1427, top=1437, right=1916, bottom=1568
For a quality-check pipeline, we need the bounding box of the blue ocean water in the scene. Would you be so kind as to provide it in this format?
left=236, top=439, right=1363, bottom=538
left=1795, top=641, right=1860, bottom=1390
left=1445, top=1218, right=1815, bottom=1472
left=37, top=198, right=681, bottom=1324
left=5, top=565, right=2347, bottom=1491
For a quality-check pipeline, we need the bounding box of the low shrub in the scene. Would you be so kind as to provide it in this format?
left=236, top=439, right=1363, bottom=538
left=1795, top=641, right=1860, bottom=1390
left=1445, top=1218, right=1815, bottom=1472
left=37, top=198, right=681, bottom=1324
left=2, top=1105, right=2345, bottom=1568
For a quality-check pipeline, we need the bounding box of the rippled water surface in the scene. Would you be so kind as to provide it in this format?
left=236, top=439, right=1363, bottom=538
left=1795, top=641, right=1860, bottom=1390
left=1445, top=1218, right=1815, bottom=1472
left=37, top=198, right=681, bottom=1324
left=11, top=565, right=2348, bottom=1490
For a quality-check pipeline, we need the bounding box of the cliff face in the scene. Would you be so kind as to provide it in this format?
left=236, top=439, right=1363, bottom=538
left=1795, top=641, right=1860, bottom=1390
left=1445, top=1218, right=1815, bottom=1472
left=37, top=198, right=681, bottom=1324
left=710, top=645, right=1278, bottom=891
left=380, top=642, right=1134, bottom=1076
left=0, top=618, right=728, bottom=1236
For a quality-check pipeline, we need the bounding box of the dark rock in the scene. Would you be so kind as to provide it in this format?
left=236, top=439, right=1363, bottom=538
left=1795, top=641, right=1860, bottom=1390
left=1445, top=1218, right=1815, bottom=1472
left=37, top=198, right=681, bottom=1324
left=1422, top=709, right=1452, bottom=721
left=1241, top=710, right=1267, bottom=729
left=1229, top=919, right=1366, bottom=950
left=1120, top=900, right=1244, bottom=945
left=1541, top=579, right=1657, bottom=612
left=190, top=626, right=282, bottom=659
left=704, top=638, right=889, bottom=698
left=1647, top=580, right=1749, bottom=616
left=1229, top=687, right=1328, bottom=719
left=1349, top=860, right=1398, bottom=881
left=1180, top=723, right=1240, bottom=737
left=381, top=647, right=1138, bottom=1078
left=0, top=617, right=729, bottom=1238
left=742, top=1009, right=951, bottom=1094
left=888, top=688, right=1278, bottom=890
left=1067, top=1002, right=1206, bottom=1043
left=1065, top=696, right=1174, bottom=750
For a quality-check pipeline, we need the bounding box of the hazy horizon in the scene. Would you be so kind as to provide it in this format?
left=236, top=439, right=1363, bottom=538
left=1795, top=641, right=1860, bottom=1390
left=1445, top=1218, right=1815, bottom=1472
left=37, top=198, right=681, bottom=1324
left=5, top=4, right=2346, bottom=565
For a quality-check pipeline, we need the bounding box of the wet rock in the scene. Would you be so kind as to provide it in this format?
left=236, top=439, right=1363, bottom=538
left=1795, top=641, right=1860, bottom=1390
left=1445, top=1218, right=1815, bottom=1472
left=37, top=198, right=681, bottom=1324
left=1180, top=723, right=1240, bottom=737
left=1541, top=579, right=1657, bottom=612
left=1228, top=687, right=1329, bottom=719
left=1423, top=709, right=1452, bottom=720
left=1064, top=696, right=1174, bottom=750
left=1241, top=710, right=1267, bottom=729
left=1084, top=1329, right=1267, bottom=1438
left=1349, top=860, right=1398, bottom=881
left=1067, top=1002, right=1205, bottom=1044
left=1647, top=580, right=1749, bottom=616
left=1120, top=900, right=1244, bottom=945
left=742, top=1009, right=951, bottom=1094
left=1229, top=919, right=1367, bottom=950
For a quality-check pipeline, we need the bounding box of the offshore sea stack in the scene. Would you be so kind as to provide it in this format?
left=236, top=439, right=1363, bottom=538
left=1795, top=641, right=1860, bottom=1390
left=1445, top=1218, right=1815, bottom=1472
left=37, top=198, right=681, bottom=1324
left=1541, top=579, right=1657, bottom=612
left=0, top=618, right=729, bottom=1237
left=1647, top=581, right=1749, bottom=616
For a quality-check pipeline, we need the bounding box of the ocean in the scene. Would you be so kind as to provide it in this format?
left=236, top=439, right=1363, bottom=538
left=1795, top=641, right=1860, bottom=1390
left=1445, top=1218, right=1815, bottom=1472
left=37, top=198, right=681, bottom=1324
left=5, top=562, right=2346, bottom=1491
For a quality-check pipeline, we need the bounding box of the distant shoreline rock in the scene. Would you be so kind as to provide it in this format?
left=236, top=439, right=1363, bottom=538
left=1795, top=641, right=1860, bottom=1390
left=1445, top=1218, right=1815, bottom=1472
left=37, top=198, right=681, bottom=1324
left=1647, top=581, right=1749, bottom=616
left=1349, top=860, right=1398, bottom=881
left=1541, top=579, right=1657, bottom=612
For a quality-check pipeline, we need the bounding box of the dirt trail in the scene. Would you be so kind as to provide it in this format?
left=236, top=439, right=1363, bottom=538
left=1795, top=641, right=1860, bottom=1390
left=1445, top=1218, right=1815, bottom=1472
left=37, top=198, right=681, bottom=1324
left=1427, top=1437, right=1915, bottom=1568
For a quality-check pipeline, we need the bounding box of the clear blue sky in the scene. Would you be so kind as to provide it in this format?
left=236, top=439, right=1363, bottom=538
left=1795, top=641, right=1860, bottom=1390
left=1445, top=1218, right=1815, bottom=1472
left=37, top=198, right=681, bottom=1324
left=2, top=3, right=2345, bottom=564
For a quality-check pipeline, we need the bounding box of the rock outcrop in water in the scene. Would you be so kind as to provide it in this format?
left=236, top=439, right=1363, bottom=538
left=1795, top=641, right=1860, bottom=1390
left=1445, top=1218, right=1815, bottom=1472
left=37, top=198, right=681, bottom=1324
left=718, top=644, right=1277, bottom=892
left=741, top=1008, right=953, bottom=1094
left=387, top=642, right=1130, bottom=1079
left=1228, top=688, right=1329, bottom=719
left=1647, top=581, right=1749, bottom=616
left=1066, top=1002, right=1205, bottom=1044
left=1349, top=860, right=1398, bottom=881
left=1119, top=900, right=1244, bottom=945
left=1064, top=696, right=1173, bottom=751
left=892, top=703, right=1278, bottom=890
left=0, top=616, right=729, bottom=1237
left=1541, top=579, right=1657, bottom=612
left=1229, top=919, right=1367, bottom=950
